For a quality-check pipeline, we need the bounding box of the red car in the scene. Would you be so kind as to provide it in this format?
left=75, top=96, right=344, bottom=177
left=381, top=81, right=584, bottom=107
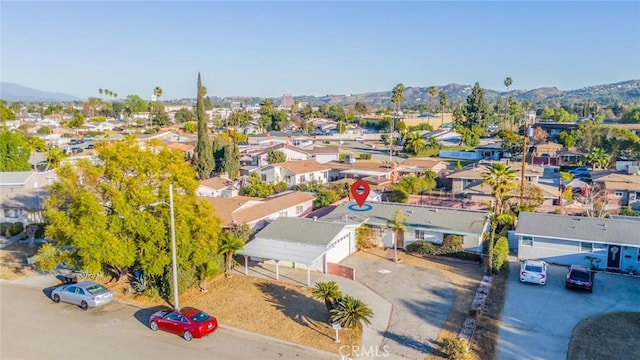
left=149, top=307, right=218, bottom=341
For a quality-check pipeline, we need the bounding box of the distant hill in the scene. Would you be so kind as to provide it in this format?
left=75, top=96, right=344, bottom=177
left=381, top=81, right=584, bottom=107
left=207, top=80, right=639, bottom=108
left=0, top=82, right=82, bottom=103
left=297, top=80, right=640, bottom=108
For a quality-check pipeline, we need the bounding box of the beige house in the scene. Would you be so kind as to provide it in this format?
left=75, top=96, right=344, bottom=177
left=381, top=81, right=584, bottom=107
left=592, top=171, right=640, bottom=210
left=202, top=191, right=315, bottom=231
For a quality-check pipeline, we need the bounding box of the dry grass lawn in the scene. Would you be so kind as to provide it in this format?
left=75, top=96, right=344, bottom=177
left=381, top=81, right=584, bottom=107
left=568, top=312, right=640, bottom=360
left=112, top=274, right=361, bottom=356
left=0, top=242, right=40, bottom=280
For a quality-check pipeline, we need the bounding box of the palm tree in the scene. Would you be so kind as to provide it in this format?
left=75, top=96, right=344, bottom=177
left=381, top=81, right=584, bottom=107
left=504, top=77, right=513, bottom=93
left=404, top=131, right=426, bottom=155
left=98, top=88, right=103, bottom=98
left=218, top=230, right=245, bottom=276
left=584, top=147, right=610, bottom=170
left=482, top=162, right=517, bottom=274
left=428, top=86, right=437, bottom=112
left=330, top=295, right=373, bottom=330
left=390, top=83, right=405, bottom=162
left=113, top=92, right=118, bottom=99
left=312, top=281, right=343, bottom=313
left=387, top=209, right=406, bottom=263
left=438, top=91, right=449, bottom=127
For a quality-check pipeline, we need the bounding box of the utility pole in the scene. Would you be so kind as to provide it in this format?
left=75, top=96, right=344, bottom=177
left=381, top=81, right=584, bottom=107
left=519, top=119, right=529, bottom=209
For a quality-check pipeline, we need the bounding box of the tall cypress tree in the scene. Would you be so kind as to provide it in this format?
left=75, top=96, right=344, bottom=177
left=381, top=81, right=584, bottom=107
left=194, top=72, right=214, bottom=179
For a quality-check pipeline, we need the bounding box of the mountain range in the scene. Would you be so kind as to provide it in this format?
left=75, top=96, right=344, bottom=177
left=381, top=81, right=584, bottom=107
left=2, top=80, right=639, bottom=106
left=0, top=82, right=82, bottom=103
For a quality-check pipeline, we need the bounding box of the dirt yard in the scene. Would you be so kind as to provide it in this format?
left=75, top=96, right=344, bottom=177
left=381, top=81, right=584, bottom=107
left=0, top=242, right=40, bottom=280
left=112, top=274, right=362, bottom=356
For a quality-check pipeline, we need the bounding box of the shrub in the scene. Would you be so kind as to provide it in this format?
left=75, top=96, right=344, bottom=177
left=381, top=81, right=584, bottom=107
left=358, top=153, right=372, bottom=160
left=1, top=222, right=24, bottom=237
left=468, top=308, right=479, bottom=319
left=388, top=188, right=409, bottom=203
left=356, top=225, right=377, bottom=250
left=440, top=336, right=472, bottom=360
left=406, top=240, right=481, bottom=262
left=442, top=234, right=463, bottom=251
left=492, top=236, right=510, bottom=273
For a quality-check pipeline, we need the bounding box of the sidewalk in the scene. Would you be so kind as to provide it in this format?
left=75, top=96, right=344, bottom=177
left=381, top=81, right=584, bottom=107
left=231, top=263, right=405, bottom=360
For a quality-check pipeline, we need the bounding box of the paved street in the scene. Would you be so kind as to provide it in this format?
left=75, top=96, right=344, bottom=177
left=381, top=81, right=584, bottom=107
left=499, top=262, right=640, bottom=360
left=0, top=281, right=336, bottom=360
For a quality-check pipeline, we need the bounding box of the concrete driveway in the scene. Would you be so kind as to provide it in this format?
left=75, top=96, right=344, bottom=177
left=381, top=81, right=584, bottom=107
left=499, top=262, right=640, bottom=360
left=341, top=254, right=454, bottom=360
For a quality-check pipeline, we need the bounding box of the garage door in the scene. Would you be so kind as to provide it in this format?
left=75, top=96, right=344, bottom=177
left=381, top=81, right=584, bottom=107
left=326, top=234, right=352, bottom=264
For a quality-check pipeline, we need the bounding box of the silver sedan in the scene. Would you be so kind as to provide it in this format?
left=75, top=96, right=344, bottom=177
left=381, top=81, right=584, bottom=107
left=51, top=281, right=114, bottom=310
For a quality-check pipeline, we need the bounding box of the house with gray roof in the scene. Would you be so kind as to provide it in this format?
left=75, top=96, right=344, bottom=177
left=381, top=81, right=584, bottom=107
left=515, top=212, right=640, bottom=273
left=238, top=217, right=355, bottom=284
left=0, top=170, right=57, bottom=225
left=320, top=201, right=489, bottom=252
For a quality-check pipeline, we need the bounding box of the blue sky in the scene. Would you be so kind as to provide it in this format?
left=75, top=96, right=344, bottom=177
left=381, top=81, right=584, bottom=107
left=2, top=1, right=639, bottom=100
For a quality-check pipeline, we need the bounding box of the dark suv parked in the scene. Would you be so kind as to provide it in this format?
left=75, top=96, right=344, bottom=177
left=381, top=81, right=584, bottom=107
left=565, top=265, right=594, bottom=293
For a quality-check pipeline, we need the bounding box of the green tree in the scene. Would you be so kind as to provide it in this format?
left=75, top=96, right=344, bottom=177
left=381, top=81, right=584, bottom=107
left=330, top=295, right=373, bottom=330
left=267, top=149, right=287, bottom=164
left=38, top=137, right=222, bottom=293
left=403, top=131, right=427, bottom=155
left=150, top=102, right=170, bottom=126
left=391, top=83, right=405, bottom=132
left=504, top=77, right=513, bottom=92
left=175, top=108, right=195, bottom=124
left=0, top=100, right=16, bottom=121
left=428, top=86, right=437, bottom=112
left=584, top=147, right=611, bottom=169
left=194, top=73, right=214, bottom=179
left=438, top=91, right=449, bottom=126
left=218, top=229, right=245, bottom=276
left=394, top=176, right=436, bottom=195
left=620, top=108, right=640, bottom=124
left=482, top=163, right=517, bottom=274
left=455, top=160, right=462, bottom=171
left=123, top=95, right=148, bottom=115
left=354, top=101, right=367, bottom=114
left=183, top=122, right=197, bottom=133
left=463, top=82, right=491, bottom=130
left=0, top=129, right=31, bottom=171
left=240, top=172, right=286, bottom=198
left=558, top=131, right=576, bottom=148
left=388, top=188, right=409, bottom=203
left=388, top=209, right=406, bottom=263
left=312, top=281, right=343, bottom=313
left=67, top=113, right=86, bottom=128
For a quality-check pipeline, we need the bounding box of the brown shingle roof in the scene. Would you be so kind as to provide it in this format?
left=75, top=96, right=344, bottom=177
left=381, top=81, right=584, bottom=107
left=202, top=191, right=315, bottom=226
left=279, top=161, right=332, bottom=175
left=198, top=176, right=235, bottom=190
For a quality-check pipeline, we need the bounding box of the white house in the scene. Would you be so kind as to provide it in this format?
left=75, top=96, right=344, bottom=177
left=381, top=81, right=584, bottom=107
left=238, top=217, right=357, bottom=284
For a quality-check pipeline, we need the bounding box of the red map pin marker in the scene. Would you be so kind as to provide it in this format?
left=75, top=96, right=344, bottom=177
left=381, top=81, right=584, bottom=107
left=351, top=180, right=370, bottom=208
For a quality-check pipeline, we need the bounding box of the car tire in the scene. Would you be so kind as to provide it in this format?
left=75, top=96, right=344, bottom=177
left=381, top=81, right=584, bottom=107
left=183, top=330, right=193, bottom=341
left=565, top=284, right=570, bottom=289
left=150, top=321, right=158, bottom=331
left=80, top=301, right=88, bottom=310
left=588, top=288, right=593, bottom=293
left=52, top=294, right=60, bottom=303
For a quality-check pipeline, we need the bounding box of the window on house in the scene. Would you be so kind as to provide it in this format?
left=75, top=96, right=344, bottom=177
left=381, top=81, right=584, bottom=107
left=296, top=205, right=303, bottom=215
left=286, top=175, right=292, bottom=182
left=580, top=242, right=593, bottom=252
left=4, top=209, right=19, bottom=218
left=415, top=230, right=426, bottom=240
left=637, top=248, right=640, bottom=263
left=278, top=211, right=287, bottom=217
left=521, top=236, right=533, bottom=246
left=261, top=174, right=267, bottom=182
left=300, top=175, right=306, bottom=182
left=593, top=243, right=608, bottom=252
left=323, top=171, right=328, bottom=179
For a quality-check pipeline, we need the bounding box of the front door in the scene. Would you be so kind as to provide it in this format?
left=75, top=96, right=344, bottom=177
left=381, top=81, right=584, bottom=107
left=607, top=245, right=621, bottom=269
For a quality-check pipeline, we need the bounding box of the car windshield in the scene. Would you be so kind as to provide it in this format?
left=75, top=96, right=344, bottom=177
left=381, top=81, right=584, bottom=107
left=525, top=265, right=543, bottom=273
left=190, top=311, right=212, bottom=323
left=85, top=284, right=109, bottom=295
left=571, top=270, right=590, bottom=281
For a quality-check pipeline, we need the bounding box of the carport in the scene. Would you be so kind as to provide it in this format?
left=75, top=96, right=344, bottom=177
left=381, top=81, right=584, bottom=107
left=238, top=239, right=330, bottom=286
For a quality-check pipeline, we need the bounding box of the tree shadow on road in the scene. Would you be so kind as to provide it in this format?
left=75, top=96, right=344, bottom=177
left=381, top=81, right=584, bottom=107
left=255, top=282, right=333, bottom=339
left=380, top=330, right=446, bottom=357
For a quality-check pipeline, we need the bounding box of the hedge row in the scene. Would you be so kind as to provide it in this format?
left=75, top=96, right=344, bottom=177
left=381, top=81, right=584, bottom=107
left=406, top=240, right=481, bottom=262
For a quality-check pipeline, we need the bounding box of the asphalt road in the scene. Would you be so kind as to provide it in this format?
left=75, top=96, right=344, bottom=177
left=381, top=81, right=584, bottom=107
left=499, top=262, right=640, bottom=360
left=0, top=282, right=336, bottom=360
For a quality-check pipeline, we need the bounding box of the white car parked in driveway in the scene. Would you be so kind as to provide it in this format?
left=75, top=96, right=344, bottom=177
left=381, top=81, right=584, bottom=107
left=520, top=259, right=547, bottom=285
